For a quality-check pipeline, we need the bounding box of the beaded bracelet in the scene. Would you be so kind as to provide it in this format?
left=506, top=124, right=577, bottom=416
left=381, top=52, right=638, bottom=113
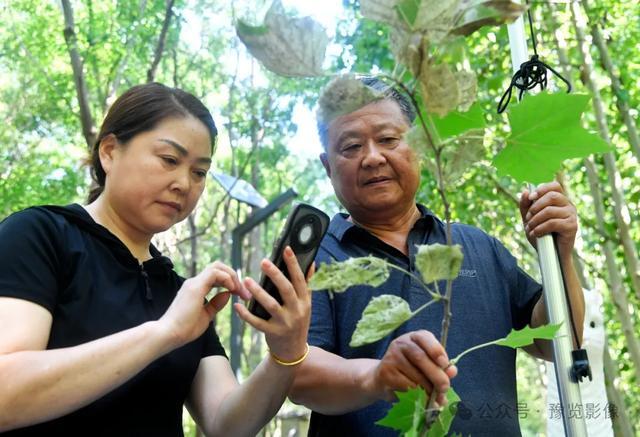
left=269, top=343, right=310, bottom=366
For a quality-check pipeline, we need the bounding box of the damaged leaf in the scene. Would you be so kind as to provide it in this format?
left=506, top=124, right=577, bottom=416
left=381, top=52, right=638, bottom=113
left=415, top=243, right=464, bottom=283
left=309, top=255, right=390, bottom=293
left=317, top=75, right=383, bottom=125
left=236, top=1, right=329, bottom=77
left=350, top=295, right=412, bottom=347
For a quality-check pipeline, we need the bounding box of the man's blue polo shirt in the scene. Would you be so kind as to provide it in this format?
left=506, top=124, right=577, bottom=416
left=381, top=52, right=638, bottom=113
left=308, top=204, right=542, bottom=436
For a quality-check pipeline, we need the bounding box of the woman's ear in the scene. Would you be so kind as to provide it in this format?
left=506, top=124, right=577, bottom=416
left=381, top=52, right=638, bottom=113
left=98, top=134, right=119, bottom=175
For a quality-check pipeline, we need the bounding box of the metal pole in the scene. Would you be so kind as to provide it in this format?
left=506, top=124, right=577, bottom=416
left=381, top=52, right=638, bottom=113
left=229, top=188, right=297, bottom=376
left=506, top=7, right=587, bottom=437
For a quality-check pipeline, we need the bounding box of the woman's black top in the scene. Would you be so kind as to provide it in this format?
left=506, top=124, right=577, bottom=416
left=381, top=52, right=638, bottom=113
left=0, top=204, right=226, bottom=436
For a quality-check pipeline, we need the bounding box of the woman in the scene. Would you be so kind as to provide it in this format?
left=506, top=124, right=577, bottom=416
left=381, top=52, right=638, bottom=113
left=0, top=83, right=311, bottom=436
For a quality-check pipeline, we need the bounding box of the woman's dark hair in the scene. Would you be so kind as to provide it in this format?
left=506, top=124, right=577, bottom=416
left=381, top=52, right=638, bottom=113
left=87, top=82, right=218, bottom=202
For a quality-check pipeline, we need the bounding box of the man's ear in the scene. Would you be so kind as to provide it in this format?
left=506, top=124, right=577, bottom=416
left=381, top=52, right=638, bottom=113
left=98, top=134, right=119, bottom=175
left=319, top=152, right=331, bottom=178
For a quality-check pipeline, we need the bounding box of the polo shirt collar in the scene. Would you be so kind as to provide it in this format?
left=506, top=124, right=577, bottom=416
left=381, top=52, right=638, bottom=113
left=327, top=203, right=440, bottom=242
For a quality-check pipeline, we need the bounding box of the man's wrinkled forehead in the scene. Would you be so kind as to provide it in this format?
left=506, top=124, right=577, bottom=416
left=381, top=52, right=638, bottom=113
left=326, top=99, right=409, bottom=149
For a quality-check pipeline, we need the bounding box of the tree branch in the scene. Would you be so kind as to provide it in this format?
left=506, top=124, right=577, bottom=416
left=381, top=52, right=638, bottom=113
left=61, top=0, right=96, bottom=148
left=147, top=0, right=175, bottom=83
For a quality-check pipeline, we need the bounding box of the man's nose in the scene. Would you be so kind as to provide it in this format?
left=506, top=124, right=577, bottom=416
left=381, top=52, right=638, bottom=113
left=362, top=141, right=387, bottom=167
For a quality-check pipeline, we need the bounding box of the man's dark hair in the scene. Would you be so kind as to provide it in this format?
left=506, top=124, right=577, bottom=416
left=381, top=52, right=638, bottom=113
left=316, top=76, right=416, bottom=150
left=87, top=82, right=218, bottom=202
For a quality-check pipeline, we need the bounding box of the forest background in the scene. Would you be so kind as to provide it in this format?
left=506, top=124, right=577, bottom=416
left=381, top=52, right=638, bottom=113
left=0, top=0, right=638, bottom=435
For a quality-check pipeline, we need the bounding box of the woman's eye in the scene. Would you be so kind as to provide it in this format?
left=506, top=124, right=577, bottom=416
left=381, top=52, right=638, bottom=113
left=161, top=156, right=178, bottom=165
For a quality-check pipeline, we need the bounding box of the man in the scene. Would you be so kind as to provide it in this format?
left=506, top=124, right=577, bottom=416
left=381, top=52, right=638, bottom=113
left=289, top=76, right=584, bottom=436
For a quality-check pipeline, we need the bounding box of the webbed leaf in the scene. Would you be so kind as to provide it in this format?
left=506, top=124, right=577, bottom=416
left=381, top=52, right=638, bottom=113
left=309, top=256, right=390, bottom=293
left=415, top=243, right=464, bottom=283
left=495, top=323, right=562, bottom=349
left=235, top=1, right=328, bottom=77
left=376, top=387, right=426, bottom=434
left=493, top=92, right=612, bottom=183
left=427, top=389, right=462, bottom=437
left=317, top=75, right=383, bottom=125
left=350, top=295, right=412, bottom=347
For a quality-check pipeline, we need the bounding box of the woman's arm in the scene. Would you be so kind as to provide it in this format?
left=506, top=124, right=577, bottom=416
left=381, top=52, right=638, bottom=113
left=0, top=262, right=249, bottom=432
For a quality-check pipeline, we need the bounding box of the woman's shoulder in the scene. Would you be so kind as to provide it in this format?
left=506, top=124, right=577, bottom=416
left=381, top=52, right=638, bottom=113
left=0, top=204, right=79, bottom=235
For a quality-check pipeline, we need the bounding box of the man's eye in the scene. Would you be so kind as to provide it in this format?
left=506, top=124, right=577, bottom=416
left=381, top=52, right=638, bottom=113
left=343, top=144, right=361, bottom=152
left=193, top=169, right=207, bottom=179
left=380, top=137, right=398, bottom=144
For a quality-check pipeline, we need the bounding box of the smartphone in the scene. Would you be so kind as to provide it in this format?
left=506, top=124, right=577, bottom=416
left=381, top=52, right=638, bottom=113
left=248, top=203, right=330, bottom=320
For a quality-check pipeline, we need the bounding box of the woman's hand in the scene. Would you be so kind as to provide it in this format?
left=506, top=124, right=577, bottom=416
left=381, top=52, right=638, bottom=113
left=235, top=246, right=311, bottom=363
left=159, top=261, right=251, bottom=348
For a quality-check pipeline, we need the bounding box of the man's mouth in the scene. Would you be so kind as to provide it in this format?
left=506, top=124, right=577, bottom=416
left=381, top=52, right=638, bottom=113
left=364, top=176, right=392, bottom=185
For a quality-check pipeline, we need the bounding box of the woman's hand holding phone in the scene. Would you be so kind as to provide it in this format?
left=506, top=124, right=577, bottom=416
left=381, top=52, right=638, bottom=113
left=235, top=246, right=312, bottom=363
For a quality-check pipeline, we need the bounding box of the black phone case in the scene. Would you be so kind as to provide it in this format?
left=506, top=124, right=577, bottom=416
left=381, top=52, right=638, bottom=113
left=248, top=203, right=330, bottom=320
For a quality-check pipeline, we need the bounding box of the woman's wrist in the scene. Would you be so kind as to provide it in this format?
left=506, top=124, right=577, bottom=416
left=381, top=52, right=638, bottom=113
left=269, top=343, right=310, bottom=366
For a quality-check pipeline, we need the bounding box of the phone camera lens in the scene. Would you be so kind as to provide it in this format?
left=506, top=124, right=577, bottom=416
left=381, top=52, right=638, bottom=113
left=298, top=224, right=313, bottom=244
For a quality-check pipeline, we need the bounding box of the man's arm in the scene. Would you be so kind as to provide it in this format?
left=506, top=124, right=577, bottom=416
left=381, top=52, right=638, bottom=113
left=519, top=182, right=585, bottom=361
left=289, top=331, right=457, bottom=414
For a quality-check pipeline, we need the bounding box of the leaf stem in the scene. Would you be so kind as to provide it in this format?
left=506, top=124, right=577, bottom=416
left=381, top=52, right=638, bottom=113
left=411, top=299, right=439, bottom=317
left=386, top=263, right=441, bottom=300
left=450, top=339, right=502, bottom=366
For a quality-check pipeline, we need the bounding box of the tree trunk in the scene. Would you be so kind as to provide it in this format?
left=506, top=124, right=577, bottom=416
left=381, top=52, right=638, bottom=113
left=104, top=0, right=148, bottom=111
left=569, top=1, right=640, bottom=302
left=147, top=0, right=176, bottom=83
left=584, top=158, right=640, bottom=384
left=603, top=345, right=636, bottom=437
left=581, top=0, right=640, bottom=163
left=61, top=0, right=96, bottom=148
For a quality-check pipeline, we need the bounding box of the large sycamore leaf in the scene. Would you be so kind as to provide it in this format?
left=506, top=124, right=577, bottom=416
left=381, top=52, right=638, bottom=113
left=376, top=387, right=426, bottom=434
left=309, top=256, right=390, bottom=293
left=376, top=387, right=461, bottom=437
left=350, top=295, right=412, bottom=347
left=235, top=1, right=328, bottom=77
left=427, top=389, right=462, bottom=437
left=415, top=243, right=464, bottom=283
left=493, top=93, right=612, bottom=183
left=432, top=102, right=486, bottom=140
left=495, top=323, right=562, bottom=349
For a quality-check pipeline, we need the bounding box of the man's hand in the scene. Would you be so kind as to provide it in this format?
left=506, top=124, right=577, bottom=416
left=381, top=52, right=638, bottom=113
left=370, top=330, right=457, bottom=406
left=519, top=181, right=578, bottom=260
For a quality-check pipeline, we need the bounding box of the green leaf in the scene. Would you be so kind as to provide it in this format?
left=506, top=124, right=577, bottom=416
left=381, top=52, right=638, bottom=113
left=427, top=388, right=461, bottom=437
left=415, top=243, right=464, bottom=283
left=309, top=255, right=390, bottom=293
left=350, top=295, right=412, bottom=347
left=395, top=0, right=420, bottom=27
left=493, top=92, right=612, bottom=184
left=235, top=0, right=329, bottom=77
left=495, top=323, right=562, bottom=349
left=431, top=103, right=486, bottom=141
left=376, top=387, right=426, bottom=433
